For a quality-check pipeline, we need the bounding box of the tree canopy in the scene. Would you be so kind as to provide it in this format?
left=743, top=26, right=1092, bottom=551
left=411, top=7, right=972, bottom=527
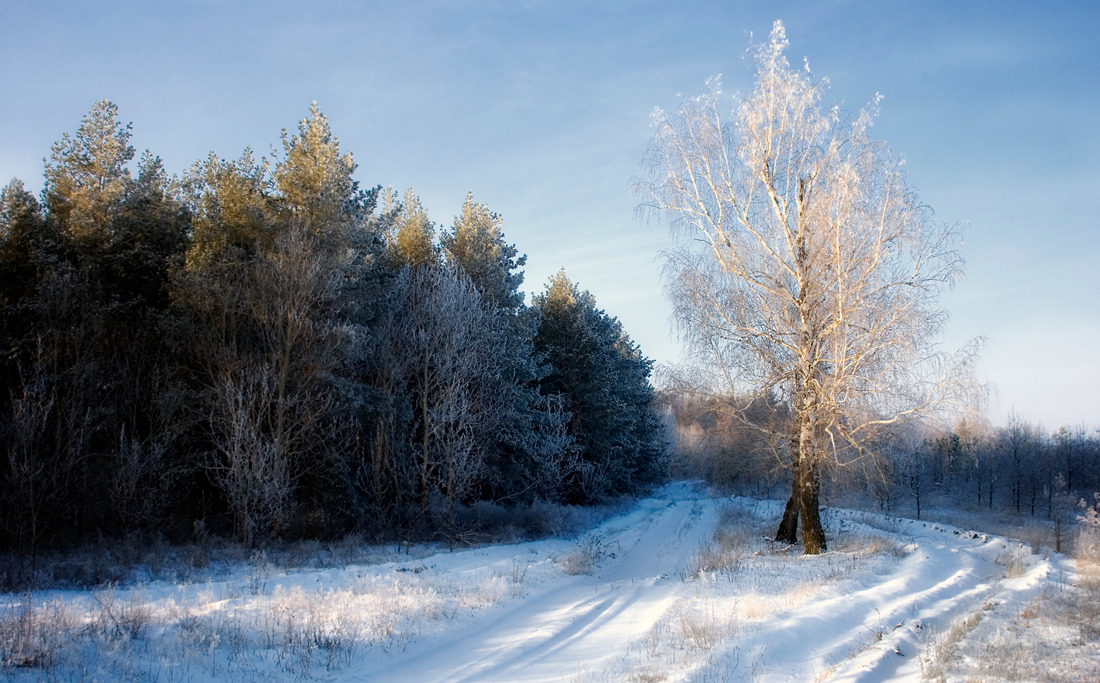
left=0, top=100, right=668, bottom=559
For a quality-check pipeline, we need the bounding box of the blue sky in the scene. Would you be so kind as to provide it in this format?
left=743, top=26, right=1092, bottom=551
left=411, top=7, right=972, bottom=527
left=2, top=1, right=1098, bottom=430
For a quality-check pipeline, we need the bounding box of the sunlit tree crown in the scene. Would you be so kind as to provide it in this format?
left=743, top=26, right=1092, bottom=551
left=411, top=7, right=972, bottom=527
left=44, top=100, right=135, bottom=241
left=274, top=103, right=358, bottom=240
left=442, top=192, right=526, bottom=311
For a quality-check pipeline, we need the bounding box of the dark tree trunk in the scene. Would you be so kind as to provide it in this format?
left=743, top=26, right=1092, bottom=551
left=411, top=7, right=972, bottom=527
left=987, top=451, right=994, bottom=510
left=775, top=437, right=800, bottom=545
left=776, top=490, right=799, bottom=545
left=777, top=386, right=828, bottom=554
left=799, top=458, right=826, bottom=554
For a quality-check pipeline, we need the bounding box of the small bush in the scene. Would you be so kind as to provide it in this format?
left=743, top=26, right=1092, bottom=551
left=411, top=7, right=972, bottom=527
left=830, top=532, right=910, bottom=559
left=1076, top=494, right=1100, bottom=562
left=90, top=587, right=152, bottom=641
left=712, top=513, right=754, bottom=554
left=683, top=542, right=740, bottom=580
left=515, top=499, right=566, bottom=538
left=682, top=504, right=757, bottom=580
left=918, top=606, right=986, bottom=679
left=675, top=606, right=729, bottom=651
left=1075, top=557, right=1100, bottom=642
left=562, top=534, right=613, bottom=575
left=995, top=545, right=1031, bottom=579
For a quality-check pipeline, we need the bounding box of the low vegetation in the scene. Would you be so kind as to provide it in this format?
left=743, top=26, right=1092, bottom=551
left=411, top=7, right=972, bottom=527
left=3, top=486, right=1100, bottom=680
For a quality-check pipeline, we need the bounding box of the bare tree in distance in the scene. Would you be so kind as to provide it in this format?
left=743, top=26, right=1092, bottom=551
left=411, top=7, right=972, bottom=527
left=637, top=21, right=983, bottom=553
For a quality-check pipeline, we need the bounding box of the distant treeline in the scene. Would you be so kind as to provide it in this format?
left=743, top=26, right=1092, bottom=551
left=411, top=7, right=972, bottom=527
left=664, top=391, right=1100, bottom=523
left=0, top=102, right=668, bottom=555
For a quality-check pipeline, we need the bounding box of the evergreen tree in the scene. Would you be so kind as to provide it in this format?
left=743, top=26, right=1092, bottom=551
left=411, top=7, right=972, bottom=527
left=274, top=103, right=360, bottom=241
left=182, top=148, right=274, bottom=270
left=176, top=104, right=378, bottom=543
left=442, top=193, right=525, bottom=312
left=44, top=100, right=135, bottom=244
left=381, top=188, right=437, bottom=268
left=533, top=271, right=666, bottom=503
left=0, top=180, right=50, bottom=314
left=441, top=196, right=571, bottom=503
left=0, top=101, right=191, bottom=551
left=0, top=98, right=671, bottom=554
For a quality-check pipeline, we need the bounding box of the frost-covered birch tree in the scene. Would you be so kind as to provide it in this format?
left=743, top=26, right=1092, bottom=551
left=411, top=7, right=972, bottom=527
left=638, top=21, right=979, bottom=553
left=442, top=194, right=571, bottom=503
left=180, top=105, right=367, bottom=543
left=374, top=262, right=505, bottom=514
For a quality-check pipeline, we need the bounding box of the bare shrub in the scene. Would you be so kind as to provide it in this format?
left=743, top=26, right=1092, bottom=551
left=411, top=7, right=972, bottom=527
left=962, top=583, right=1099, bottom=683
left=264, top=588, right=362, bottom=672
left=206, top=365, right=295, bottom=547
left=504, top=559, right=531, bottom=597
left=278, top=539, right=322, bottom=570
left=0, top=595, right=76, bottom=670
left=90, top=587, right=151, bottom=641
left=712, top=506, right=756, bottom=553
left=995, top=545, right=1031, bottom=579
left=830, top=532, right=910, bottom=559
left=683, top=542, right=740, bottom=580
left=675, top=606, right=731, bottom=652
left=683, top=504, right=759, bottom=580
left=1077, top=493, right=1100, bottom=562
left=735, top=594, right=774, bottom=620
left=1075, top=557, right=1100, bottom=642
left=513, top=499, right=566, bottom=538
left=562, top=534, right=613, bottom=575
left=324, top=532, right=367, bottom=567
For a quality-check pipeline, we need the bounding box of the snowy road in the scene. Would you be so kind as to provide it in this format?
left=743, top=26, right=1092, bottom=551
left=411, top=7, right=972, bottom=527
left=348, top=483, right=1054, bottom=681
left=0, top=482, right=1073, bottom=682
left=360, top=490, right=716, bottom=681
left=744, top=513, right=1050, bottom=681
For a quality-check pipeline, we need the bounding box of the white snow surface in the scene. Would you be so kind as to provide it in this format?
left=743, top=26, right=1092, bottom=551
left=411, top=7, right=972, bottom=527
left=3, top=481, right=1078, bottom=681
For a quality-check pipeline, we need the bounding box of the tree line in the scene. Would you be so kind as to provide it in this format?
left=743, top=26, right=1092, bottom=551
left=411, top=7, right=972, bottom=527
left=664, top=389, right=1099, bottom=546
left=0, top=101, right=668, bottom=557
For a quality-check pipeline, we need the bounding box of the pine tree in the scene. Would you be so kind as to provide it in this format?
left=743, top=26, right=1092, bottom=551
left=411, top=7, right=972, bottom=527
left=534, top=271, right=666, bottom=503
left=381, top=188, right=437, bottom=268
left=182, top=149, right=274, bottom=270
left=176, top=104, right=378, bottom=543
left=0, top=180, right=50, bottom=310
left=442, top=193, right=525, bottom=312
left=44, top=100, right=135, bottom=244
left=0, top=101, right=192, bottom=548
left=441, top=196, right=570, bottom=503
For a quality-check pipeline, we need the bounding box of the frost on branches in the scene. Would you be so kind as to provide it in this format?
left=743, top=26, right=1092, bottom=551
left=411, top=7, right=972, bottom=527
left=638, top=20, right=981, bottom=554
left=1078, top=493, right=1100, bottom=560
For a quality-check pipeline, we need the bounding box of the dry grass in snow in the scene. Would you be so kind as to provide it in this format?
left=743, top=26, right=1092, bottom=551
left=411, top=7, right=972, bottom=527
left=919, top=546, right=1100, bottom=682
left=4, top=483, right=1100, bottom=682
left=0, top=550, right=559, bottom=681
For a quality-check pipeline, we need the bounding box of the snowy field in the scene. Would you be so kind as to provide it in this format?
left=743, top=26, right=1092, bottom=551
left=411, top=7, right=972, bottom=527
left=3, top=481, right=1098, bottom=681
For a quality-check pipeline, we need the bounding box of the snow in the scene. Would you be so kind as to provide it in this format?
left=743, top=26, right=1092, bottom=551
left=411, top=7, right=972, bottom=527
left=2, top=481, right=1093, bottom=681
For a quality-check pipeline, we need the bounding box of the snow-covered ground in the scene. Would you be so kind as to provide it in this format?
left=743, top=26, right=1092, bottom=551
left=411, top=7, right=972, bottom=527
left=3, top=481, right=1097, bottom=681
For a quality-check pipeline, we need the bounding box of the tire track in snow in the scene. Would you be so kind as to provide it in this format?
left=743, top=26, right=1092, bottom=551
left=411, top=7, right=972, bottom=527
left=360, top=483, right=713, bottom=682
left=347, top=486, right=1051, bottom=682
left=742, top=514, right=1051, bottom=681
